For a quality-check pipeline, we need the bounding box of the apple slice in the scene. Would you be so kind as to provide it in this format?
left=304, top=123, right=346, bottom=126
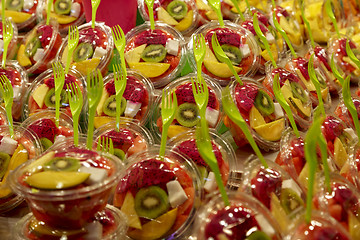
left=203, top=60, right=242, bottom=78
left=128, top=62, right=170, bottom=78
left=157, top=7, right=178, bottom=25
left=32, top=84, right=50, bottom=109
left=17, top=44, right=31, bottom=67
left=121, top=192, right=142, bottom=229
left=253, top=118, right=285, bottom=141
left=249, top=106, right=266, bottom=128
left=175, top=10, right=193, bottom=32
left=125, top=44, right=147, bottom=64
left=334, top=137, right=348, bottom=169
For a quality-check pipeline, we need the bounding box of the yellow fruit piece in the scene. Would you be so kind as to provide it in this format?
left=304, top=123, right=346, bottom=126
left=32, top=84, right=50, bottom=109
left=128, top=62, right=170, bottom=78
left=26, top=171, right=90, bottom=190
left=49, top=12, right=77, bottom=24
left=296, top=69, right=316, bottom=92
left=349, top=211, right=360, bottom=239
left=121, top=192, right=142, bottom=230
left=253, top=118, right=285, bottom=141
left=17, top=44, right=31, bottom=67
left=167, top=125, right=189, bottom=139
left=5, top=144, right=28, bottom=178
left=298, top=162, right=309, bottom=189
left=270, top=193, right=290, bottom=232
left=321, top=87, right=329, bottom=101
left=128, top=208, right=178, bottom=240
left=249, top=106, right=266, bottom=128
left=231, top=1, right=247, bottom=13
left=279, top=16, right=301, bottom=46
left=289, top=97, right=311, bottom=118
left=125, top=44, right=147, bottom=64
left=203, top=60, right=242, bottom=78
left=280, top=81, right=293, bottom=100
left=72, top=58, right=101, bottom=76
left=4, top=10, right=31, bottom=23
left=61, top=45, right=70, bottom=64
left=24, top=151, right=55, bottom=174
left=96, top=88, right=110, bottom=116
left=205, top=10, right=218, bottom=20
left=204, top=45, right=218, bottom=62
left=94, top=116, right=115, bottom=129
left=334, top=137, right=348, bottom=169
left=175, top=10, right=193, bottom=32
left=157, top=7, right=178, bottom=26
left=196, top=0, right=211, bottom=10
left=261, top=43, right=278, bottom=62
left=28, top=217, right=86, bottom=236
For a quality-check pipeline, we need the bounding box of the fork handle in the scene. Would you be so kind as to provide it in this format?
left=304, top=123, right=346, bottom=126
left=159, top=123, right=170, bottom=157
left=87, top=108, right=96, bottom=149
left=5, top=105, right=13, bottom=138
left=2, top=41, right=9, bottom=68
left=72, top=113, right=80, bottom=147
left=196, top=62, right=202, bottom=82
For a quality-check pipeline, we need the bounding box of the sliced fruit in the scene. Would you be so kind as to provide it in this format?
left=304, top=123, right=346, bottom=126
left=141, top=44, right=167, bottom=63
left=175, top=10, right=193, bottom=32
left=73, top=42, right=94, bottom=62
left=246, top=231, right=271, bottom=240
left=296, top=69, right=316, bottom=92
left=28, top=218, right=85, bottom=237
left=25, top=171, right=90, bottom=190
left=204, top=45, right=218, bottom=62
left=249, top=105, right=266, bottom=128
left=72, top=57, right=100, bottom=75
left=254, top=89, right=274, bottom=116
left=128, top=62, right=170, bottom=78
left=17, top=44, right=32, bottom=67
left=349, top=211, right=360, bottom=239
left=49, top=12, right=77, bottom=24
left=44, top=158, right=81, bottom=172
left=270, top=193, right=289, bottom=232
left=103, top=95, right=126, bottom=117
left=158, top=7, right=178, bottom=25
left=54, top=0, right=72, bottom=15
left=44, top=88, right=68, bottom=108
left=261, top=43, right=278, bottom=61
left=288, top=97, right=311, bottom=118
left=196, top=0, right=211, bottom=10
left=280, top=188, right=304, bottom=214
left=221, top=44, right=242, bottom=65
left=96, top=88, right=110, bottom=116
left=124, top=44, right=147, bottom=64
left=94, top=116, right=115, bottom=129
left=279, top=16, right=301, bottom=45
left=4, top=10, right=31, bottom=23
left=23, top=151, right=56, bottom=174
left=0, top=152, right=11, bottom=181
left=253, top=118, right=285, bottom=141
left=205, top=10, right=218, bottom=20
left=333, top=137, right=348, bottom=169
left=280, top=80, right=293, bottom=100
left=298, top=162, right=309, bottom=189
left=167, top=125, right=189, bottom=138
left=40, top=138, right=52, bottom=150
left=203, top=60, right=242, bottom=78
left=167, top=0, right=188, bottom=20
left=290, top=81, right=308, bottom=103
left=321, top=87, right=329, bottom=101
left=121, top=192, right=142, bottom=229
left=32, top=84, right=50, bottom=109
left=175, top=102, right=200, bottom=127
left=134, top=186, right=169, bottom=219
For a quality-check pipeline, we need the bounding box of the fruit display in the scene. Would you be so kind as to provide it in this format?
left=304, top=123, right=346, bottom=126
left=94, top=69, right=153, bottom=128
left=334, top=96, right=360, bottom=130
left=113, top=147, right=201, bottom=240
left=56, top=21, right=114, bottom=76
left=0, top=18, right=18, bottom=61
left=124, top=21, right=185, bottom=88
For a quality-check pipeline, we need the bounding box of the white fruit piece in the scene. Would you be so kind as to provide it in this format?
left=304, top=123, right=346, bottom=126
left=0, top=40, right=4, bottom=53
left=70, top=2, right=81, bottom=18
left=166, top=180, right=188, bottom=208
left=165, top=39, right=180, bottom=56
left=240, top=44, right=250, bottom=58
left=204, top=172, right=217, bottom=192
left=124, top=100, right=142, bottom=118
left=33, top=48, right=45, bottom=62
left=54, top=135, right=66, bottom=144
left=157, top=7, right=178, bottom=25
left=205, top=107, right=219, bottom=128
left=344, top=128, right=358, bottom=142
left=32, top=84, right=49, bottom=108
left=23, top=0, right=34, bottom=10
left=281, top=179, right=302, bottom=197
left=12, top=85, right=21, bottom=98
left=273, top=102, right=284, bottom=119
left=265, top=32, right=275, bottom=43
left=0, top=136, right=18, bottom=155
left=84, top=221, right=103, bottom=240
left=93, top=47, right=106, bottom=59
left=79, top=166, right=107, bottom=185
left=125, top=44, right=147, bottom=63
left=255, top=214, right=275, bottom=236
left=96, top=88, right=110, bottom=116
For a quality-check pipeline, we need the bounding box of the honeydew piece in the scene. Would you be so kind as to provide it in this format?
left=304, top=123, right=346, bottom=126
left=0, top=136, right=18, bottom=155
left=165, top=39, right=179, bottom=56
left=205, top=107, right=219, bottom=128
left=79, top=166, right=107, bottom=185
left=204, top=171, right=217, bottom=192
left=166, top=180, right=188, bottom=208
left=125, top=44, right=147, bottom=64
left=124, top=100, right=142, bottom=118
left=32, top=84, right=50, bottom=109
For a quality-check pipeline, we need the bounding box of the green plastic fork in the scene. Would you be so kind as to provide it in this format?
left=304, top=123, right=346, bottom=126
left=0, top=75, right=13, bottom=138
left=46, top=0, right=52, bottom=25
left=191, top=76, right=208, bottom=136
left=207, top=0, right=224, bottom=27
left=222, top=86, right=267, bottom=168
left=2, top=19, right=13, bottom=68
left=325, top=0, right=340, bottom=37
left=159, top=89, right=177, bottom=157
left=308, top=54, right=325, bottom=115
left=211, top=33, right=243, bottom=85
left=113, top=64, right=127, bottom=131
left=330, top=53, right=344, bottom=86
left=52, top=62, right=65, bottom=128
left=97, top=136, right=114, bottom=155
left=91, top=0, right=101, bottom=29
left=67, top=82, right=83, bottom=147
left=299, top=0, right=315, bottom=47
left=343, top=75, right=360, bottom=138
left=345, top=39, right=360, bottom=70
left=66, top=26, right=79, bottom=74
left=112, top=25, right=127, bottom=77
left=272, top=12, right=296, bottom=58
left=193, top=34, right=206, bottom=86
left=244, top=0, right=252, bottom=15
left=87, top=70, right=103, bottom=149
left=144, top=0, right=155, bottom=30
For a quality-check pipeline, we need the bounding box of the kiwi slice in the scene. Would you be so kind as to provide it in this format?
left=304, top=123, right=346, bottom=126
left=254, top=89, right=275, bottom=116
left=54, top=0, right=72, bottom=15
left=103, top=95, right=126, bottom=117
left=175, top=102, right=200, bottom=127
left=280, top=188, right=304, bottom=215
left=290, top=81, right=308, bottom=103
left=40, top=137, right=53, bottom=150
left=114, top=148, right=125, bottom=160
left=44, top=88, right=69, bottom=108
left=134, top=185, right=169, bottom=219
left=166, top=0, right=188, bottom=20
left=315, top=70, right=327, bottom=89
left=221, top=44, right=242, bottom=65
left=25, top=37, right=41, bottom=58
left=44, top=157, right=81, bottom=172
left=6, top=0, right=24, bottom=11
left=246, top=231, right=271, bottom=240
left=0, top=152, right=11, bottom=181
left=141, top=44, right=167, bottom=63
left=73, top=43, right=94, bottom=62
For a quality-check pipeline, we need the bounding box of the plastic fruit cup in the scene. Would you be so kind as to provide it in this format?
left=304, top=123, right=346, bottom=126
left=169, top=128, right=237, bottom=199
left=0, top=18, right=18, bottom=61
left=0, top=105, right=7, bottom=126
left=124, top=21, right=186, bottom=88
left=0, top=124, right=42, bottom=214
left=150, top=73, right=222, bottom=142
left=113, top=146, right=201, bottom=240
left=188, top=21, right=259, bottom=86
left=334, top=97, right=360, bottom=130
left=9, top=145, right=125, bottom=230
left=56, top=21, right=114, bottom=77
left=22, top=67, right=86, bottom=120
left=36, top=0, right=86, bottom=36
left=14, top=204, right=128, bottom=240
left=2, top=0, right=39, bottom=32
left=94, top=69, right=154, bottom=129
left=195, top=191, right=282, bottom=240
left=137, top=0, right=200, bottom=36
left=94, top=119, right=154, bottom=161
left=20, top=110, right=74, bottom=151
left=347, top=146, right=360, bottom=191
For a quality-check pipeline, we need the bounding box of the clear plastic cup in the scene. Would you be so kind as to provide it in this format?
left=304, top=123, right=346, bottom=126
left=150, top=73, right=223, bottom=142
left=188, top=21, right=260, bottom=86
left=0, top=105, right=7, bottom=125
left=124, top=21, right=186, bottom=88
left=321, top=0, right=346, bottom=38
left=0, top=17, right=18, bottom=61
left=2, top=0, right=39, bottom=32
left=56, top=21, right=114, bottom=77
left=334, top=97, right=360, bottom=130
left=137, top=0, right=200, bottom=36
left=93, top=69, right=154, bottom=129
left=22, top=67, right=86, bottom=120
left=13, top=204, right=128, bottom=240
left=36, top=0, right=86, bottom=36
left=224, top=78, right=288, bottom=151
left=94, top=119, right=154, bottom=161
left=0, top=124, right=42, bottom=214
left=9, top=145, right=125, bottom=230
left=113, top=146, right=201, bottom=240
left=195, top=191, right=283, bottom=240
left=345, top=144, right=360, bottom=191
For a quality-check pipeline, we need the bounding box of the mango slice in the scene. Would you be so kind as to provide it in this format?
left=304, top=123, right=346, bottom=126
left=175, top=10, right=193, bottom=32
left=253, top=118, right=285, bottom=141
left=167, top=125, right=189, bottom=139
left=203, top=60, right=242, bottom=78
left=249, top=106, right=266, bottom=128
left=4, top=11, right=31, bottom=23
left=17, top=44, right=31, bottom=67
left=49, top=13, right=77, bottom=24
left=72, top=58, right=101, bottom=76
left=121, top=192, right=142, bottom=230
left=128, top=62, right=170, bottom=78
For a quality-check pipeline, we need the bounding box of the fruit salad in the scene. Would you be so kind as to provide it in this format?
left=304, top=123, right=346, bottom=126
left=223, top=79, right=287, bottom=151
left=23, top=68, right=85, bottom=120
left=0, top=125, right=41, bottom=213
left=94, top=120, right=154, bottom=161
left=21, top=110, right=74, bottom=151
left=124, top=22, right=185, bottom=88
left=152, top=74, right=222, bottom=140
left=9, top=146, right=125, bottom=229
left=94, top=69, right=153, bottom=129
left=170, top=129, right=236, bottom=198
left=36, top=0, right=85, bottom=35
left=17, top=20, right=62, bottom=75
left=188, top=21, right=259, bottom=86
left=138, top=0, right=199, bottom=36
left=196, top=191, right=282, bottom=240
left=57, top=21, right=114, bottom=76
left=113, top=147, right=201, bottom=240
left=0, top=18, right=18, bottom=61
left=263, top=67, right=313, bottom=130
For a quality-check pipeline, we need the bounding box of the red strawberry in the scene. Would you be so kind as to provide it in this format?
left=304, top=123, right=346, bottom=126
left=234, top=83, right=258, bottom=112
left=134, top=29, right=168, bottom=46
left=28, top=118, right=57, bottom=142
